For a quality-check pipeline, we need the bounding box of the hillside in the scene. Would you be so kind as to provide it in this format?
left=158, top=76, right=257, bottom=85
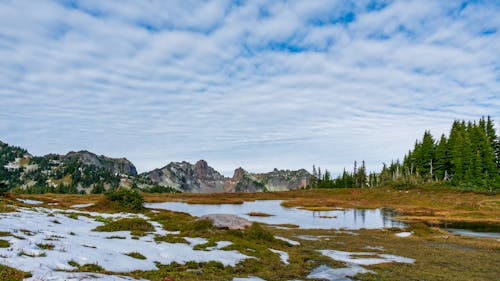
left=0, top=141, right=310, bottom=194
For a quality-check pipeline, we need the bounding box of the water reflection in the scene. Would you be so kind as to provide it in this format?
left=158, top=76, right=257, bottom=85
left=146, top=200, right=406, bottom=230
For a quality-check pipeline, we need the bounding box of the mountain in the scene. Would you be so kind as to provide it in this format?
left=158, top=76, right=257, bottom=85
left=62, top=151, right=137, bottom=176
left=224, top=167, right=266, bottom=192
left=0, top=141, right=138, bottom=193
left=143, top=160, right=225, bottom=193
left=250, top=168, right=311, bottom=191
left=1, top=140, right=311, bottom=193
left=143, top=161, right=310, bottom=193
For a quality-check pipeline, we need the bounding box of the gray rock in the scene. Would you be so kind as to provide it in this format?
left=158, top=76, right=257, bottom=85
left=199, top=214, right=252, bottom=230
left=62, top=150, right=137, bottom=176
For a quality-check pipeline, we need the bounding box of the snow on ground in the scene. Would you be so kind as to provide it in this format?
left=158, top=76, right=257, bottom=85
left=16, top=198, right=43, bottom=205
left=26, top=271, right=146, bottom=281
left=207, top=241, right=233, bottom=250
left=307, top=264, right=373, bottom=281
left=396, top=231, right=413, bottom=237
left=318, top=250, right=415, bottom=265
left=70, top=203, right=94, bottom=208
left=315, top=249, right=415, bottom=280
left=0, top=207, right=250, bottom=280
left=232, top=277, right=267, bottom=281
left=294, top=235, right=320, bottom=241
left=269, top=249, right=289, bottom=265
left=364, top=245, right=385, bottom=251
left=274, top=236, right=300, bottom=245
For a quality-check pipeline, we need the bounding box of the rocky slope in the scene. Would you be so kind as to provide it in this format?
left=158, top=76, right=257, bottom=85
left=144, top=160, right=226, bottom=193
left=1, top=140, right=310, bottom=193
left=143, top=161, right=310, bottom=193
left=250, top=168, right=311, bottom=191
left=0, top=141, right=137, bottom=193
left=62, top=150, right=137, bottom=176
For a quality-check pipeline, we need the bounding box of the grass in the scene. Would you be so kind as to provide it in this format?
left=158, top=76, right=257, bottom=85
left=0, top=264, right=31, bottom=281
left=0, top=240, right=10, bottom=248
left=67, top=260, right=106, bottom=273
left=18, top=251, right=46, bottom=258
left=5, top=187, right=500, bottom=280
left=126, top=252, right=147, bottom=260
left=247, top=212, right=273, bottom=217
left=94, top=218, right=154, bottom=232
left=36, top=243, right=55, bottom=250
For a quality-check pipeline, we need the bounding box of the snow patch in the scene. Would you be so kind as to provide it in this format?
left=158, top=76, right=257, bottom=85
left=274, top=236, right=300, bottom=245
left=396, top=232, right=413, bottom=237
left=318, top=250, right=415, bottom=265
left=0, top=207, right=250, bottom=280
left=232, top=277, right=267, bottom=281
left=70, top=203, right=94, bottom=208
left=16, top=198, right=43, bottom=205
left=307, top=264, right=373, bottom=281
left=269, top=249, right=289, bottom=265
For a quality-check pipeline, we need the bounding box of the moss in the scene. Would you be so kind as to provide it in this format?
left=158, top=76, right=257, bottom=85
left=0, top=264, right=31, bottom=281
left=154, top=235, right=188, bottom=244
left=79, top=263, right=105, bottom=273
left=126, top=252, right=146, bottom=260
left=93, top=218, right=154, bottom=232
left=246, top=223, right=275, bottom=242
left=36, top=243, right=54, bottom=250
left=0, top=240, right=10, bottom=248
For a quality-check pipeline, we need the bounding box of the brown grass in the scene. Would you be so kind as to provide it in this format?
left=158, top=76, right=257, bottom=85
left=247, top=212, right=273, bottom=217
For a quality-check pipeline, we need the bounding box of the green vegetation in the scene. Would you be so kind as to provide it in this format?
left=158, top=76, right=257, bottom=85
left=93, top=218, right=154, bottom=232
left=36, top=243, right=54, bottom=250
left=126, top=252, right=147, bottom=260
left=104, top=188, right=144, bottom=211
left=0, top=264, right=31, bottom=281
left=78, top=263, right=105, bottom=273
left=0, top=239, right=10, bottom=248
left=311, top=117, right=499, bottom=192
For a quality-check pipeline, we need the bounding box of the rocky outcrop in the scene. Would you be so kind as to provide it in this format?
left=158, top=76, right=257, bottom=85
left=199, top=214, right=252, bottom=230
left=250, top=168, right=310, bottom=191
left=224, top=167, right=266, bottom=193
left=144, top=160, right=225, bottom=193
left=145, top=160, right=310, bottom=193
left=61, top=150, right=137, bottom=176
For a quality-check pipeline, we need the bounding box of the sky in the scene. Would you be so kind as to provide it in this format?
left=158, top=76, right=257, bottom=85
left=0, top=0, right=499, bottom=176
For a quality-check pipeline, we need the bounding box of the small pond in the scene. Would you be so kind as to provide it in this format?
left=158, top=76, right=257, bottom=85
left=145, top=200, right=406, bottom=229
left=440, top=221, right=500, bottom=238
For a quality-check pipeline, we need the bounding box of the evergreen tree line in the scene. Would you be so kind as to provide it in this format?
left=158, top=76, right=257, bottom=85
left=310, top=117, right=500, bottom=192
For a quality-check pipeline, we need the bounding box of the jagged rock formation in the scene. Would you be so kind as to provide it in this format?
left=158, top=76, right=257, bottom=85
left=144, top=161, right=310, bottom=193
left=145, top=160, right=226, bottom=193
left=2, top=139, right=310, bottom=194
left=251, top=168, right=310, bottom=191
left=224, top=167, right=266, bottom=193
left=61, top=151, right=137, bottom=176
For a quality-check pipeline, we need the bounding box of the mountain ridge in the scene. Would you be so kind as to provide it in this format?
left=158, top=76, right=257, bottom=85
left=0, top=140, right=310, bottom=193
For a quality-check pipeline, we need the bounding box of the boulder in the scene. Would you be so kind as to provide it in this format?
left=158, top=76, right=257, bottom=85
left=199, top=214, right=252, bottom=230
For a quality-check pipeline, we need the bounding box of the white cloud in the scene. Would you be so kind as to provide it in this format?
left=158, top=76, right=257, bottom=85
left=0, top=0, right=499, bottom=175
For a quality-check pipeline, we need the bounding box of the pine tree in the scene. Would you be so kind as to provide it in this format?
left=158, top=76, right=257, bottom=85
left=434, top=134, right=449, bottom=180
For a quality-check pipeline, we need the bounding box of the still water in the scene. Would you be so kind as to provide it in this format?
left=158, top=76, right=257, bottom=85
left=146, top=200, right=406, bottom=229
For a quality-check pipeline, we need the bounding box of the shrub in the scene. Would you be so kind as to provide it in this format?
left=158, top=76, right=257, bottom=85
left=104, top=188, right=144, bottom=211
left=126, top=252, right=146, bottom=260
left=0, top=182, right=10, bottom=197
left=246, top=223, right=275, bottom=242
left=94, top=218, right=154, bottom=232
left=0, top=240, right=10, bottom=248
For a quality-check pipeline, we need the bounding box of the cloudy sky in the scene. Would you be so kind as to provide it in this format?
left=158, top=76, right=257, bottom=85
left=1, top=0, right=499, bottom=175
